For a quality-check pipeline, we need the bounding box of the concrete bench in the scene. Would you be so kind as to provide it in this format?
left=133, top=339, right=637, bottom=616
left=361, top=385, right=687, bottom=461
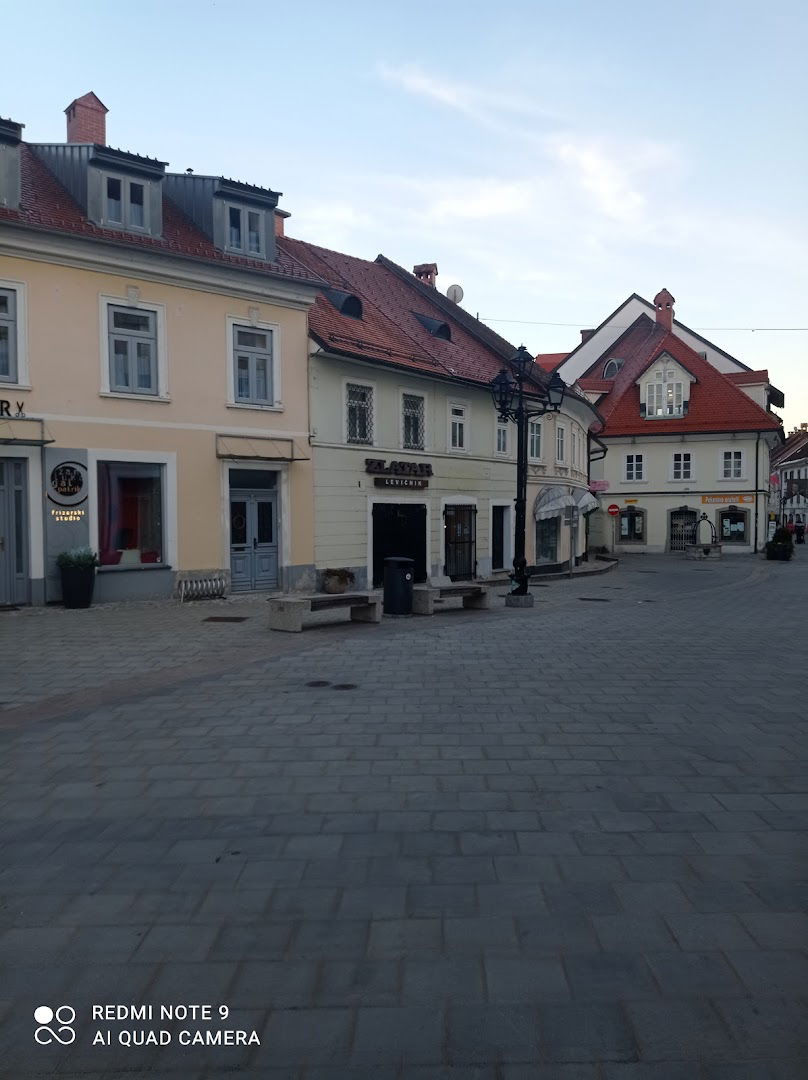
left=412, top=583, right=490, bottom=616
left=268, top=591, right=382, bottom=632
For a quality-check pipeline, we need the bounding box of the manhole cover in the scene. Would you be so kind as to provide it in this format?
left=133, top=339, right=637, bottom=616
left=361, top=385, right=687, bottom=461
left=579, top=597, right=611, bottom=602
left=635, top=570, right=658, bottom=574
left=203, top=616, right=249, bottom=623
left=333, top=683, right=358, bottom=690
left=306, top=680, right=331, bottom=688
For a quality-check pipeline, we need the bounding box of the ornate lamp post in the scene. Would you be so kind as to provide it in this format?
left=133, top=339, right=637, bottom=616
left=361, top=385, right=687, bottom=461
left=490, top=346, right=566, bottom=605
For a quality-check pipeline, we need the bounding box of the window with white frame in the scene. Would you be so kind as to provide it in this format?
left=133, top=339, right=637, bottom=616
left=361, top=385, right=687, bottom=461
left=227, top=204, right=264, bottom=256
left=107, top=305, right=158, bottom=395
left=625, top=453, right=644, bottom=481
left=556, top=424, right=565, bottom=462
left=449, top=404, right=467, bottom=451
left=528, top=420, right=542, bottom=461
left=722, top=450, right=743, bottom=479
left=0, top=287, right=17, bottom=383
left=402, top=393, right=425, bottom=450
left=672, top=451, right=692, bottom=480
left=346, top=383, right=373, bottom=444
left=233, top=325, right=273, bottom=405
left=646, top=368, right=684, bottom=417
left=496, top=422, right=508, bottom=455
left=103, top=175, right=149, bottom=231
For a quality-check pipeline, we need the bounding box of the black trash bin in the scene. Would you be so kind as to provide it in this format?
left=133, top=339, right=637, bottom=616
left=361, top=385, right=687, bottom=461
left=383, top=556, right=414, bottom=615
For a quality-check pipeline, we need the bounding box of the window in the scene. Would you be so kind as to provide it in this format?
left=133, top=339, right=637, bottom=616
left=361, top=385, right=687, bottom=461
left=402, top=393, right=425, bottom=450
left=625, top=453, right=644, bottom=481
left=0, top=287, right=17, bottom=383
left=414, top=313, right=451, bottom=340
left=108, top=306, right=158, bottom=395
left=556, top=425, right=565, bottom=462
left=719, top=508, right=748, bottom=543
left=104, top=175, right=148, bottom=231
left=646, top=378, right=684, bottom=417
left=449, top=404, right=466, bottom=450
left=722, top=450, right=743, bottom=479
left=619, top=507, right=645, bottom=542
left=226, top=204, right=264, bottom=256
left=233, top=325, right=273, bottom=405
left=496, top=423, right=508, bottom=455
left=673, top=452, right=692, bottom=480
left=603, top=358, right=623, bottom=378
left=571, top=430, right=578, bottom=468
left=347, top=383, right=373, bottom=444
left=97, top=461, right=164, bottom=566
left=528, top=420, right=542, bottom=461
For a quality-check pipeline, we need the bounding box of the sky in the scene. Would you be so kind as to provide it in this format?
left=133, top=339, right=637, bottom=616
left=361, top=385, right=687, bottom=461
left=4, top=0, right=806, bottom=428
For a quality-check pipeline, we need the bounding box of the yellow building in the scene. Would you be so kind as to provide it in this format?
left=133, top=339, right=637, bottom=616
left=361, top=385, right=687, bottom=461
left=0, top=95, right=321, bottom=604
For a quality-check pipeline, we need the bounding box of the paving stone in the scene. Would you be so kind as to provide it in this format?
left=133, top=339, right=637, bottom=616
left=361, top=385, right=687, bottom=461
left=593, top=915, right=678, bottom=951
left=726, top=949, right=808, bottom=995
left=664, top=913, right=758, bottom=950
left=316, top=958, right=400, bottom=1006
left=367, top=918, right=442, bottom=955
left=402, top=955, right=485, bottom=1004
left=484, top=951, right=570, bottom=1002
left=626, top=999, right=736, bottom=1061
left=737, top=912, right=808, bottom=948
left=644, top=950, right=746, bottom=996
left=564, top=952, right=658, bottom=1000
left=407, top=884, right=478, bottom=916
left=352, top=1006, right=443, bottom=1065
left=446, top=1004, right=540, bottom=1064
left=712, top=997, right=808, bottom=1059
left=262, top=1008, right=354, bottom=1067
left=538, top=1002, right=637, bottom=1062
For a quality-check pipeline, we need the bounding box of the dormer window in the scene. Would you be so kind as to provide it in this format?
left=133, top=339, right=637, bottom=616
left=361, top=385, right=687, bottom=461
left=646, top=377, right=684, bottom=417
left=414, top=313, right=451, bottom=340
left=324, top=289, right=363, bottom=319
left=103, top=175, right=148, bottom=231
left=603, top=358, right=623, bottom=378
left=226, top=205, right=265, bottom=256
left=641, top=359, right=692, bottom=418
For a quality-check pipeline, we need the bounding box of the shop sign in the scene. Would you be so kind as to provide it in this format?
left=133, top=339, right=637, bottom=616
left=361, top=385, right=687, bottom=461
left=374, top=477, right=428, bottom=489
left=590, top=480, right=609, bottom=492
left=48, top=461, right=89, bottom=509
left=0, top=399, right=26, bottom=418
left=701, top=494, right=754, bottom=505
left=365, top=458, right=433, bottom=478
left=624, top=499, right=638, bottom=504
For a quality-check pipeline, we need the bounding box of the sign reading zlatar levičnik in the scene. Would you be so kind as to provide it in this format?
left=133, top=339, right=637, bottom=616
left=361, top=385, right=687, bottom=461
left=365, top=458, right=432, bottom=489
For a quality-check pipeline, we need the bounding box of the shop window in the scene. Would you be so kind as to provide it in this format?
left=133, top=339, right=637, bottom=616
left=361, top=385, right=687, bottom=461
left=402, top=393, right=425, bottom=450
left=346, top=382, right=373, bottom=444
left=619, top=506, right=645, bottom=542
left=98, top=461, right=164, bottom=567
left=719, top=508, right=747, bottom=543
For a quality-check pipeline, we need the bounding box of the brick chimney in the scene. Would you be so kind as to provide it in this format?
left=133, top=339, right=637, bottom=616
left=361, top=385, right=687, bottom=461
left=413, top=262, right=438, bottom=287
left=273, top=209, right=290, bottom=237
left=65, top=92, right=108, bottom=145
left=653, top=288, right=675, bottom=332
left=580, top=329, right=595, bottom=343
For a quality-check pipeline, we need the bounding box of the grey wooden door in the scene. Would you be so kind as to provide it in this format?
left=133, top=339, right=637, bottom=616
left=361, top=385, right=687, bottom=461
left=230, top=492, right=278, bottom=591
left=0, top=460, right=29, bottom=606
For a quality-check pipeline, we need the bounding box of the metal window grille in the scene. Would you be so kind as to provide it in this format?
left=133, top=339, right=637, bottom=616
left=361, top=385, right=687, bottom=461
left=347, top=383, right=373, bottom=444
left=402, top=393, right=425, bottom=449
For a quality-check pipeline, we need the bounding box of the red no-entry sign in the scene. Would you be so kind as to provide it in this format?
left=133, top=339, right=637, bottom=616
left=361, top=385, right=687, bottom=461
left=607, top=504, right=620, bottom=516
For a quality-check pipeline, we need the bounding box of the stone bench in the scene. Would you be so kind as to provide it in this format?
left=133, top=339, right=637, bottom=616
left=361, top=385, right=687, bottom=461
left=268, top=591, right=382, bottom=632
left=685, top=543, right=723, bottom=560
left=412, top=583, right=490, bottom=616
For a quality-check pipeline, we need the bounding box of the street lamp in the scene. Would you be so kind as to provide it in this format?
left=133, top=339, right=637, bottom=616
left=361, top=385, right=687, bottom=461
left=490, top=347, right=566, bottom=603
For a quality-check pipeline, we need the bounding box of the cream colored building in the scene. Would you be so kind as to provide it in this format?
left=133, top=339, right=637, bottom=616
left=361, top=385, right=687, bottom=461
left=0, top=97, right=320, bottom=604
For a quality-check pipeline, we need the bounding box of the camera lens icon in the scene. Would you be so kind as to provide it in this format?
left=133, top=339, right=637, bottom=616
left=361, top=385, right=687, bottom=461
left=34, top=1005, right=76, bottom=1045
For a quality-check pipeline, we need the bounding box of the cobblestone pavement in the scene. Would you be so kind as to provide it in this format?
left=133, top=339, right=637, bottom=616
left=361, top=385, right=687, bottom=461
left=1, top=553, right=806, bottom=1078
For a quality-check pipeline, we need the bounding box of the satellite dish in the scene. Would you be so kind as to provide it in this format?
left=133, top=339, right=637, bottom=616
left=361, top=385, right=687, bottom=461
left=446, top=284, right=464, bottom=304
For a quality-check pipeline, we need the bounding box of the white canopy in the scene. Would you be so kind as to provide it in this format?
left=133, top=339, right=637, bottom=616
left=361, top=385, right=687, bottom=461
left=533, top=486, right=577, bottom=521
left=575, top=489, right=600, bottom=515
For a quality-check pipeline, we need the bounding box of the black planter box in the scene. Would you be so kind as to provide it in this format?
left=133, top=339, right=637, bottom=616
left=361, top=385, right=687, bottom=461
left=60, top=566, right=96, bottom=608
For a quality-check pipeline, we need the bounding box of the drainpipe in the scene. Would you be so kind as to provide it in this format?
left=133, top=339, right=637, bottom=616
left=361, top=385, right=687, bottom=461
left=754, top=432, right=760, bottom=553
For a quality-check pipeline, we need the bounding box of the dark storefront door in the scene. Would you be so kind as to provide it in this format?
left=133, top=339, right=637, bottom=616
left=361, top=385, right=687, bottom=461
left=492, top=505, right=506, bottom=571
left=230, top=493, right=278, bottom=591
left=0, top=459, right=28, bottom=606
left=670, top=508, right=697, bottom=551
left=444, top=504, right=477, bottom=581
left=371, top=503, right=427, bottom=588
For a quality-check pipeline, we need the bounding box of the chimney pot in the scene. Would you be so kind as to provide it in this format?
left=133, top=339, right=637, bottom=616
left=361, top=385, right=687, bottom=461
left=413, top=262, right=438, bottom=287
left=65, top=92, right=108, bottom=145
left=653, top=287, right=675, bottom=332
left=580, top=328, right=595, bottom=343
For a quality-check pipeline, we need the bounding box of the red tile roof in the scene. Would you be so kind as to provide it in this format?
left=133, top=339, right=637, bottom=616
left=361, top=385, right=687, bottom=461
left=772, top=430, right=808, bottom=466
left=0, top=144, right=320, bottom=285
left=279, top=235, right=521, bottom=386
left=726, top=369, right=770, bottom=385
left=581, top=314, right=781, bottom=436
left=535, top=352, right=568, bottom=372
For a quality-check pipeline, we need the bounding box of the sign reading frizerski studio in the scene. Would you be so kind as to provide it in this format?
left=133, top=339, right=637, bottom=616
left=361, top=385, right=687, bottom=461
left=365, top=458, right=432, bottom=489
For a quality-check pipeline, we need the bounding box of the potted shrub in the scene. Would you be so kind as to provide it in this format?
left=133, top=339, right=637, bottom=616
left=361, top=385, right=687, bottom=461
left=321, top=568, right=355, bottom=594
left=56, top=547, right=99, bottom=608
left=765, top=527, right=794, bottom=562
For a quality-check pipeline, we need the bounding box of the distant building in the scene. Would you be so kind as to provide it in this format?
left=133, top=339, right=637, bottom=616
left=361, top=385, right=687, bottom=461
left=771, top=425, right=808, bottom=537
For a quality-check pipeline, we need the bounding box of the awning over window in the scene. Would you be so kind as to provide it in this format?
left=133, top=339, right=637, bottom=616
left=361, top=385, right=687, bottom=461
left=575, top=489, right=600, bottom=514
left=533, top=485, right=577, bottom=520
left=215, top=435, right=308, bottom=461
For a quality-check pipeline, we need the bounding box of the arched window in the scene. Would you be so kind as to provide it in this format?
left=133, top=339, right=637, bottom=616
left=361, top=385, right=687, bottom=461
left=414, top=312, right=452, bottom=340
left=324, top=288, right=363, bottom=319
left=619, top=506, right=645, bottom=542
left=603, top=358, right=623, bottom=378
